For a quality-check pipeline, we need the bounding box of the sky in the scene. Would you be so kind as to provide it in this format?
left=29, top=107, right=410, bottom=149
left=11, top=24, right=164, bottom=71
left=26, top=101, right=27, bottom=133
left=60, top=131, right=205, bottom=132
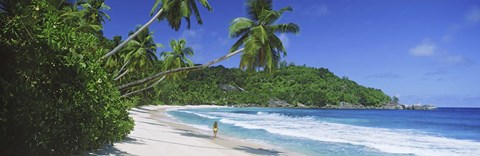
left=103, top=0, right=480, bottom=107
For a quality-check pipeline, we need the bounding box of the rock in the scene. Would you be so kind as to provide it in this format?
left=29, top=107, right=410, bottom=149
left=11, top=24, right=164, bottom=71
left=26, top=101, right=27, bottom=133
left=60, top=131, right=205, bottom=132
left=400, top=104, right=436, bottom=110
left=233, top=103, right=261, bottom=108
left=322, top=102, right=366, bottom=109
left=268, top=99, right=293, bottom=108
left=318, top=102, right=436, bottom=110
left=219, top=84, right=242, bottom=92
left=296, top=103, right=308, bottom=108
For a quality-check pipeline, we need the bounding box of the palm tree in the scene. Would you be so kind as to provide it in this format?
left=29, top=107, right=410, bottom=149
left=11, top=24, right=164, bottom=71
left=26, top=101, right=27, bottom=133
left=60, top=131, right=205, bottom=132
left=229, top=0, right=299, bottom=72
left=161, top=39, right=194, bottom=79
left=104, top=0, right=212, bottom=59
left=78, top=0, right=110, bottom=26
left=115, top=26, right=162, bottom=80
left=118, top=0, right=299, bottom=93
left=112, top=35, right=122, bottom=47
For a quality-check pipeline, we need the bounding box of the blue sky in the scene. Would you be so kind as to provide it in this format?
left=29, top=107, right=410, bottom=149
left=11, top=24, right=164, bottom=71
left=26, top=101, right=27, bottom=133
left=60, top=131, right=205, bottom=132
left=103, top=0, right=480, bottom=107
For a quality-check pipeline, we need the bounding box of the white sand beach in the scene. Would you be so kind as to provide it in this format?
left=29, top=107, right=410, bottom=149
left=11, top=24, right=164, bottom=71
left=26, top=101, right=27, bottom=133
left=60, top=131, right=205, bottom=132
left=89, top=105, right=292, bottom=156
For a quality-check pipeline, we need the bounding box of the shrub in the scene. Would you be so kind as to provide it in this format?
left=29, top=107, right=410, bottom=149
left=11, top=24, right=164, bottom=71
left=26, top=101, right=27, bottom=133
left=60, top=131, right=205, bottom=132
left=0, top=1, right=135, bottom=155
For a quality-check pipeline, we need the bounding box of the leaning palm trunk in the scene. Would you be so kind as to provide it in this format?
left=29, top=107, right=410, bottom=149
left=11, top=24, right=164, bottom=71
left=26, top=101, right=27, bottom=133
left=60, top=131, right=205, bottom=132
left=114, top=69, right=129, bottom=81
left=121, top=76, right=166, bottom=98
left=103, top=9, right=164, bottom=59
left=118, top=48, right=244, bottom=90
left=116, top=59, right=131, bottom=76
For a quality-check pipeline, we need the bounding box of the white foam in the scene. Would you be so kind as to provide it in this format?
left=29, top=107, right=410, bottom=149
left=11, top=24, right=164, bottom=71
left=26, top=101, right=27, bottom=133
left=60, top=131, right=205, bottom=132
left=219, top=118, right=263, bottom=130
left=177, top=110, right=219, bottom=119
left=210, top=111, right=480, bottom=156
left=164, top=110, right=212, bottom=131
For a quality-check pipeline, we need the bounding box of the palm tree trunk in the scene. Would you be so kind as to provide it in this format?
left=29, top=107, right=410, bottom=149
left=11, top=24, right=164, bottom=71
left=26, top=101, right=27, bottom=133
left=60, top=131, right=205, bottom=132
left=114, top=69, right=129, bottom=81
left=121, top=76, right=166, bottom=98
left=118, top=48, right=244, bottom=90
left=103, top=9, right=164, bottom=59
left=116, top=59, right=131, bottom=76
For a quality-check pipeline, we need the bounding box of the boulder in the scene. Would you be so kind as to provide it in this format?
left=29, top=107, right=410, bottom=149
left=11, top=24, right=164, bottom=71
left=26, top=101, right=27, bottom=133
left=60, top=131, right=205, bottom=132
left=219, top=84, right=242, bottom=92
left=268, top=99, right=293, bottom=107
left=296, top=103, right=308, bottom=108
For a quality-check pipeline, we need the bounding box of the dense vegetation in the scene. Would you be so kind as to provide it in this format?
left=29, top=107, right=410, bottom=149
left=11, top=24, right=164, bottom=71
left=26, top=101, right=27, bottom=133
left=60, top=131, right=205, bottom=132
left=154, top=65, right=393, bottom=107
left=0, top=0, right=135, bottom=155
left=0, top=0, right=393, bottom=155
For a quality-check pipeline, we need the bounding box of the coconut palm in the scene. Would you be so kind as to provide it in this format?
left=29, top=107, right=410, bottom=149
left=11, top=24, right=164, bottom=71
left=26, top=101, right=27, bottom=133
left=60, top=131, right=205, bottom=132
left=120, top=39, right=195, bottom=97
left=104, top=0, right=213, bottom=58
left=112, top=35, right=122, bottom=47
left=118, top=0, right=299, bottom=93
left=229, top=0, right=299, bottom=72
left=161, top=39, right=195, bottom=79
left=104, top=0, right=212, bottom=59
left=115, top=26, right=162, bottom=80
left=78, top=0, right=110, bottom=26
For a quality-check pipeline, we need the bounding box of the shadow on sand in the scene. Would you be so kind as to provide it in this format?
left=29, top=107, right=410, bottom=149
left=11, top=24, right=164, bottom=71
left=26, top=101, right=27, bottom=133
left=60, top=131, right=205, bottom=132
left=233, top=146, right=283, bottom=156
left=137, top=120, right=167, bottom=127
left=134, top=136, right=233, bottom=150
left=174, top=128, right=213, bottom=139
left=86, top=137, right=142, bottom=156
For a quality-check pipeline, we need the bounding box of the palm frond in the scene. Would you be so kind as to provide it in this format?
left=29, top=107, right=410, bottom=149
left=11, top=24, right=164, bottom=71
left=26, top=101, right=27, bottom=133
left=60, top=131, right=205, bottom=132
left=188, top=0, right=202, bottom=25
left=229, top=17, right=254, bottom=37
left=152, top=0, right=212, bottom=31
left=258, top=9, right=280, bottom=25
left=269, top=33, right=286, bottom=56
left=246, top=0, right=272, bottom=21
left=229, top=34, right=249, bottom=52
left=198, top=0, right=212, bottom=11
left=271, top=23, right=300, bottom=34
left=229, top=0, right=299, bottom=72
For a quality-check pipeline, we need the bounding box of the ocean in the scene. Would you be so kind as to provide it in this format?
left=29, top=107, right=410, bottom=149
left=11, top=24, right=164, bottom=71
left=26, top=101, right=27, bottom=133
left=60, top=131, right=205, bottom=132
left=166, top=107, right=480, bottom=156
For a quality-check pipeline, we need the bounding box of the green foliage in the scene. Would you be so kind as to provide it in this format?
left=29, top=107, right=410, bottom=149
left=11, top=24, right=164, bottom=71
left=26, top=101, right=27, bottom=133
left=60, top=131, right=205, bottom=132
left=154, top=65, right=392, bottom=107
left=161, top=39, right=195, bottom=79
left=0, top=0, right=134, bottom=155
left=229, top=0, right=300, bottom=72
left=151, top=0, right=213, bottom=31
left=123, top=26, right=161, bottom=73
left=78, top=0, right=111, bottom=26
left=392, top=96, right=400, bottom=104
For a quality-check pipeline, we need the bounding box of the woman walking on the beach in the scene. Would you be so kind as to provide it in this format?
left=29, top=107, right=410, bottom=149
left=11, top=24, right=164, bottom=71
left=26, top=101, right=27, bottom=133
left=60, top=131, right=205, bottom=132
left=213, top=121, right=218, bottom=138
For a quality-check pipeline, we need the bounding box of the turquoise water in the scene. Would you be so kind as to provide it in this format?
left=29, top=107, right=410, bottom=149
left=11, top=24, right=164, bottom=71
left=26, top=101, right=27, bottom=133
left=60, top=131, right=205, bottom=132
left=166, top=107, right=480, bottom=156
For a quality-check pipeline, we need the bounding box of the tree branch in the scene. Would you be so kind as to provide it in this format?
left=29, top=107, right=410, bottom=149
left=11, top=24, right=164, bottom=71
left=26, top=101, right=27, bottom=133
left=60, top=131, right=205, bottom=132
left=116, top=59, right=131, bottom=76
left=103, top=9, right=164, bottom=59
left=118, top=48, right=244, bottom=90
left=120, top=76, right=166, bottom=98
left=114, top=69, right=129, bottom=81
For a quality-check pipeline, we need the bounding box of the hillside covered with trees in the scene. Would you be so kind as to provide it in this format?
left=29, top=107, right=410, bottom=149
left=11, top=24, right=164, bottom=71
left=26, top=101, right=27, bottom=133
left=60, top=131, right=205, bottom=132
left=153, top=64, right=393, bottom=107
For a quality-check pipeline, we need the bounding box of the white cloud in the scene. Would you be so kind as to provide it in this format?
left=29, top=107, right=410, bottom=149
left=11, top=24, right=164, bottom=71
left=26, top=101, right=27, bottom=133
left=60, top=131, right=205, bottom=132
left=302, top=4, right=329, bottom=18
left=278, top=34, right=290, bottom=48
left=179, top=29, right=203, bottom=51
left=466, top=6, right=480, bottom=23
left=441, top=55, right=468, bottom=65
left=180, top=29, right=199, bottom=38
left=441, top=35, right=451, bottom=43
left=409, top=39, right=436, bottom=57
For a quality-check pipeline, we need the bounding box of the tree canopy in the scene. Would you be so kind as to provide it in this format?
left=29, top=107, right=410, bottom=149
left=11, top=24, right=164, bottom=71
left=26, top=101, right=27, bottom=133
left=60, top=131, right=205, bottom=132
left=230, top=0, right=300, bottom=72
left=153, top=65, right=393, bottom=107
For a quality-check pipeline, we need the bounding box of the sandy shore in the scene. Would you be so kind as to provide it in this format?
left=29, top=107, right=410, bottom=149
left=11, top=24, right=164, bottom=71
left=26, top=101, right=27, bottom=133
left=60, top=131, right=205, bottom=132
left=88, top=105, right=292, bottom=156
